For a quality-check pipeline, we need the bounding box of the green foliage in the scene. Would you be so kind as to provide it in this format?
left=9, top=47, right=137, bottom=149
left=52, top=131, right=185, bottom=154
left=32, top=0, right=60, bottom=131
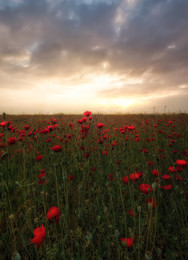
left=0, top=113, right=188, bottom=259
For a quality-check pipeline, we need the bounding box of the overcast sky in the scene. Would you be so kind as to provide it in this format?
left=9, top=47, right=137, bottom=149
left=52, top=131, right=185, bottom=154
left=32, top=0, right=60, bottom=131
left=0, top=0, right=188, bottom=114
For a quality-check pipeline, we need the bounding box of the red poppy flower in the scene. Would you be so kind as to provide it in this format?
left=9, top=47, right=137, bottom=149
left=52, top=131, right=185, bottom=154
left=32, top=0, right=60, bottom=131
left=112, top=140, right=118, bottom=146
left=82, top=117, right=87, bottom=123
left=0, top=121, right=10, bottom=127
left=36, top=155, right=43, bottom=161
left=84, top=152, right=90, bottom=158
left=68, top=122, right=73, bottom=128
left=152, top=169, right=161, bottom=176
left=51, top=145, right=62, bottom=152
left=141, top=148, right=148, bottom=153
left=30, top=224, right=46, bottom=248
left=0, top=150, right=8, bottom=161
left=123, top=176, right=129, bottom=183
left=139, top=184, right=152, bottom=194
left=0, top=142, right=5, bottom=148
left=98, top=138, right=103, bottom=144
left=102, top=150, right=108, bottom=156
left=67, top=175, right=74, bottom=181
left=146, top=198, right=158, bottom=209
left=24, top=125, right=30, bottom=130
left=7, top=137, right=17, bottom=145
left=78, top=119, right=83, bottom=124
left=83, top=111, right=92, bottom=117
left=38, top=172, right=47, bottom=185
left=176, top=166, right=183, bottom=172
left=176, top=160, right=187, bottom=166
left=97, top=123, right=104, bottom=128
left=128, top=125, right=135, bottom=130
left=51, top=119, right=58, bottom=124
left=137, top=171, right=143, bottom=177
left=168, top=166, right=177, bottom=173
left=108, top=174, right=114, bottom=181
left=161, top=174, right=171, bottom=180
left=161, top=184, right=172, bottom=190
left=120, top=237, right=134, bottom=247
left=46, top=206, right=60, bottom=222
left=147, top=161, right=154, bottom=166
left=129, top=173, right=140, bottom=182
left=129, top=209, right=136, bottom=217
left=175, top=175, right=183, bottom=181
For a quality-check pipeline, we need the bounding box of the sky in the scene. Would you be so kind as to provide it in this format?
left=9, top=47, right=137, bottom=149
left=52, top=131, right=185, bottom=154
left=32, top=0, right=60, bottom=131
left=0, top=0, right=188, bottom=114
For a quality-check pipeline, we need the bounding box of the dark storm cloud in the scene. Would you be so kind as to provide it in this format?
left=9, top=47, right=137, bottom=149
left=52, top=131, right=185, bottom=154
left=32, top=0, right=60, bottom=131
left=0, top=0, right=188, bottom=109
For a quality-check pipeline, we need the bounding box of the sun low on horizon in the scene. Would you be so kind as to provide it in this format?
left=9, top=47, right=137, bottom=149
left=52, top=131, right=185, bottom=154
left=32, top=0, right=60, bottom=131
left=0, top=0, right=188, bottom=114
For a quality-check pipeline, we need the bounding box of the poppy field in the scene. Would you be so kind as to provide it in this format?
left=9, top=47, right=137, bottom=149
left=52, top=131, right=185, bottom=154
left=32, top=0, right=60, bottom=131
left=0, top=112, right=188, bottom=260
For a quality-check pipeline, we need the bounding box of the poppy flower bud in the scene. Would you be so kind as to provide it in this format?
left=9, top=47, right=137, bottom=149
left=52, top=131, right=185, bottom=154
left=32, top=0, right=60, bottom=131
left=152, top=182, right=158, bottom=190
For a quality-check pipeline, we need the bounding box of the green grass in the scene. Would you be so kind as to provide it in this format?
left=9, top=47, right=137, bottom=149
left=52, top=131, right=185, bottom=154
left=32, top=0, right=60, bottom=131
left=0, top=113, right=188, bottom=259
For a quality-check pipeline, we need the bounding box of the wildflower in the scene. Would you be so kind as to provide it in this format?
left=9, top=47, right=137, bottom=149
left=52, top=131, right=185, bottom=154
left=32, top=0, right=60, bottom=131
left=152, top=169, right=161, bottom=176
left=128, top=125, right=135, bottom=130
left=98, top=138, right=103, bottom=144
left=108, top=174, right=114, bottom=181
left=51, top=145, right=62, bottom=152
left=176, top=160, right=187, bottom=166
left=102, top=150, right=108, bottom=156
left=112, top=140, right=118, bottom=147
left=97, top=123, right=104, bottom=128
left=168, top=166, right=177, bottom=173
left=137, top=171, right=143, bottom=177
left=139, top=184, right=152, bottom=194
left=46, top=206, right=60, bottom=222
left=83, top=111, right=92, bottom=117
left=176, top=166, right=183, bottom=172
left=38, top=171, right=47, bottom=185
left=161, top=174, right=171, bottom=180
left=147, top=161, right=154, bottom=166
left=129, top=173, right=140, bottom=182
left=7, top=137, right=17, bottom=145
left=0, top=150, right=8, bottom=160
left=128, top=209, right=136, bottom=217
left=67, top=175, right=74, bottom=181
left=122, top=176, right=129, bottom=183
left=36, top=155, right=43, bottom=161
left=84, top=152, right=90, bottom=158
left=24, top=125, right=30, bottom=130
left=141, top=148, right=148, bottom=153
left=30, top=224, right=46, bottom=248
left=68, top=122, right=73, bottom=128
left=161, top=184, right=172, bottom=190
left=0, top=121, right=10, bottom=127
left=120, top=237, right=134, bottom=248
left=78, top=119, right=83, bottom=124
left=174, top=175, right=183, bottom=181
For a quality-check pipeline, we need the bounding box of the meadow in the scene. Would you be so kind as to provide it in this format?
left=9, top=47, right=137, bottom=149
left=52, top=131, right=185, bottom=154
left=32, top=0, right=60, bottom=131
left=0, top=112, right=187, bottom=260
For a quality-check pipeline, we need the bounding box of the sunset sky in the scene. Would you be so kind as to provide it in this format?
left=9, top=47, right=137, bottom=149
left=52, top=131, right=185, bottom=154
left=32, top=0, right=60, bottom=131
left=0, top=0, right=188, bottom=114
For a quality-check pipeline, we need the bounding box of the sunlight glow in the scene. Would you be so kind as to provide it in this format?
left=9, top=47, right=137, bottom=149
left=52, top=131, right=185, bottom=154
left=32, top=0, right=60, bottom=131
left=97, top=98, right=136, bottom=108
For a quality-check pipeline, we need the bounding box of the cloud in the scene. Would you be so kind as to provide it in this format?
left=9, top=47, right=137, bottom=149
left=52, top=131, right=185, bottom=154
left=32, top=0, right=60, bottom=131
left=0, top=0, right=188, bottom=112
